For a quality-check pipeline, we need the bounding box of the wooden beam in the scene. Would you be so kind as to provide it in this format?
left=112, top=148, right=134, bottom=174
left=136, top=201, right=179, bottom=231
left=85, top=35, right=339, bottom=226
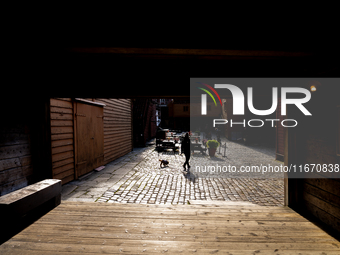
left=0, top=179, right=61, bottom=218
left=65, top=47, right=314, bottom=57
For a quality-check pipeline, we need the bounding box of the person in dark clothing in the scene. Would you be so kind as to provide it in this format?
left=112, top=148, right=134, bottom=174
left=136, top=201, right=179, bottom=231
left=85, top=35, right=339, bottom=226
left=181, top=133, right=191, bottom=170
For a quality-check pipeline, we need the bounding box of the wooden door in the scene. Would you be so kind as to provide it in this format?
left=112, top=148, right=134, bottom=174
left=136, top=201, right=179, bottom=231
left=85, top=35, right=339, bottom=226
left=75, top=101, right=104, bottom=177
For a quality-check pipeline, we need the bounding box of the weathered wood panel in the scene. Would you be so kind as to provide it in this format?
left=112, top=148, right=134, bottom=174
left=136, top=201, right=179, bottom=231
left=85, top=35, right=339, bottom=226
left=103, top=144, right=133, bottom=163
left=54, top=168, right=75, bottom=181
left=51, top=133, right=73, bottom=141
left=300, top=177, right=340, bottom=233
left=1, top=202, right=340, bottom=254
left=50, top=98, right=75, bottom=185
left=50, top=98, right=73, bottom=109
left=0, top=111, right=34, bottom=196
left=74, top=101, right=104, bottom=177
left=52, top=163, right=74, bottom=176
left=95, top=99, right=132, bottom=165
left=50, top=106, right=73, bottom=115
left=0, top=165, right=33, bottom=187
left=51, top=139, right=73, bottom=148
left=49, top=98, right=132, bottom=184
left=51, top=126, right=73, bottom=135
left=295, top=92, right=340, bottom=234
left=52, top=157, right=74, bottom=170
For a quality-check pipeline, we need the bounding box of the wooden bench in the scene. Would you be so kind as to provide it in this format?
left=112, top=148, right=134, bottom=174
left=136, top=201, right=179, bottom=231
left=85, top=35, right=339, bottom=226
left=0, top=179, right=61, bottom=218
left=0, top=179, right=61, bottom=243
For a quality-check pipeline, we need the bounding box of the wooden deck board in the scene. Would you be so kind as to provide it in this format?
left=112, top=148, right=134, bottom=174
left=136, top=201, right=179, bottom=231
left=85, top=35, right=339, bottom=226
left=1, top=201, right=339, bottom=254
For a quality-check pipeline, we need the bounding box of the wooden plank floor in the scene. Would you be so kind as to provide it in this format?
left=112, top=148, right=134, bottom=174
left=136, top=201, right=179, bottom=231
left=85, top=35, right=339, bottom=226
left=1, top=201, right=339, bottom=254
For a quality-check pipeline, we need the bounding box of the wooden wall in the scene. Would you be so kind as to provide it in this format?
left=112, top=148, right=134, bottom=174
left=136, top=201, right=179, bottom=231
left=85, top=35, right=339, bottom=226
left=93, top=99, right=132, bottom=165
left=0, top=119, right=33, bottom=196
left=49, top=98, right=133, bottom=184
left=0, top=99, right=48, bottom=196
left=300, top=98, right=340, bottom=233
left=1, top=97, right=133, bottom=193
left=287, top=85, right=340, bottom=234
left=50, top=98, right=75, bottom=185
left=133, top=99, right=158, bottom=146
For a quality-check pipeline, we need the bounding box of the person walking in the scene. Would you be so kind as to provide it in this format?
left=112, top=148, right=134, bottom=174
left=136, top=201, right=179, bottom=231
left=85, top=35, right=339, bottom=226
left=181, top=133, right=191, bottom=170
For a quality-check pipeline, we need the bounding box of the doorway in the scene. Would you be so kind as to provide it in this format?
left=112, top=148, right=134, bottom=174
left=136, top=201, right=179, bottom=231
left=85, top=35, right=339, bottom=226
left=74, top=99, right=104, bottom=178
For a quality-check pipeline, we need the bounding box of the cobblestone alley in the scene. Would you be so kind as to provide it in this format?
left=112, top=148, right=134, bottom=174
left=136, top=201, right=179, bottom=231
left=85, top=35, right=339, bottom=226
left=61, top=136, right=284, bottom=206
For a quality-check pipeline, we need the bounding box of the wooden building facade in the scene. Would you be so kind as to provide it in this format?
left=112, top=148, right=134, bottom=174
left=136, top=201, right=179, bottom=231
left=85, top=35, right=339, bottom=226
left=0, top=101, right=36, bottom=196
left=285, top=83, right=340, bottom=234
left=0, top=99, right=51, bottom=196
left=133, top=99, right=157, bottom=147
left=0, top=98, right=133, bottom=196
left=50, top=98, right=133, bottom=184
left=2, top=43, right=340, bottom=237
left=167, top=98, right=193, bottom=131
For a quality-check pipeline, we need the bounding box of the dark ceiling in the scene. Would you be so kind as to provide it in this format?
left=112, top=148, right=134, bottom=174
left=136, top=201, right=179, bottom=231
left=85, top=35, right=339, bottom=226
left=19, top=35, right=340, bottom=99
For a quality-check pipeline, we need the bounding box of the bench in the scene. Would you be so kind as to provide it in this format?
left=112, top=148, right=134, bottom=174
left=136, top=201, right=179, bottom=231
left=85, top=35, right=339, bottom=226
left=0, top=179, right=61, bottom=243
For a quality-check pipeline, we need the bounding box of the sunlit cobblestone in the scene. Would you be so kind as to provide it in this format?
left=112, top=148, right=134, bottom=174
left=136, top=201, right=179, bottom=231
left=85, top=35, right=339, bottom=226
left=62, top=137, right=284, bottom=206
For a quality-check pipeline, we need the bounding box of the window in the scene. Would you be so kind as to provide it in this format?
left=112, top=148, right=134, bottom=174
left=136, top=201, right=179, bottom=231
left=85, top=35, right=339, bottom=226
left=183, top=106, right=189, bottom=112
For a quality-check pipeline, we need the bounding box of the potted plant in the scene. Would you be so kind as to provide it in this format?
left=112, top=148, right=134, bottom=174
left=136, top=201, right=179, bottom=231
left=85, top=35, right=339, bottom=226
left=206, top=140, right=220, bottom=157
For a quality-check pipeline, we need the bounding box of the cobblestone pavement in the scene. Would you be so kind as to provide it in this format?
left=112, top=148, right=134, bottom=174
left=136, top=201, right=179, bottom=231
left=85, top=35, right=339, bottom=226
left=62, top=135, right=284, bottom=206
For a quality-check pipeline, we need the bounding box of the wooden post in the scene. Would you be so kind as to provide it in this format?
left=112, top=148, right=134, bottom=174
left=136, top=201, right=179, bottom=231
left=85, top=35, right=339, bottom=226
left=284, top=104, right=304, bottom=208
left=73, top=99, right=78, bottom=180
